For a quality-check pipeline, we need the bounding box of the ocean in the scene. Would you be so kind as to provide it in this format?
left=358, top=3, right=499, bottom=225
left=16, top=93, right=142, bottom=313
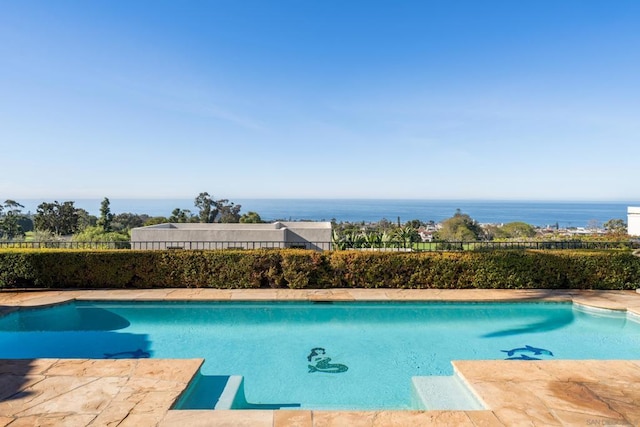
left=16, top=199, right=638, bottom=228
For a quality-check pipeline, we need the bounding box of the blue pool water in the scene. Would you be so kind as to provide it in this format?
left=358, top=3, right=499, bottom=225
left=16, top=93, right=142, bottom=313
left=1, top=301, right=639, bottom=410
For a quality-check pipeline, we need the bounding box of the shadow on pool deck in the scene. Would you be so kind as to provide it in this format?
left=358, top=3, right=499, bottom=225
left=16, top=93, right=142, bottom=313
left=0, top=359, right=37, bottom=403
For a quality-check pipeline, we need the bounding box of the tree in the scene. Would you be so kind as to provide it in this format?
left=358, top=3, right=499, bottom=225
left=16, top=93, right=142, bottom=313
left=194, top=192, right=242, bottom=223
left=394, top=225, right=420, bottom=245
left=34, top=201, right=79, bottom=235
left=17, top=216, right=34, bottom=233
left=586, top=219, right=601, bottom=231
left=603, top=218, right=627, bottom=235
left=361, top=230, right=382, bottom=248
left=436, top=209, right=483, bottom=241
left=72, top=226, right=130, bottom=248
left=495, top=222, right=537, bottom=239
left=194, top=192, right=217, bottom=223
left=144, top=216, right=170, bottom=226
left=482, top=224, right=499, bottom=241
left=31, top=229, right=65, bottom=243
left=240, top=211, right=263, bottom=223
left=169, top=208, right=194, bottom=223
left=404, top=219, right=425, bottom=229
left=111, top=213, right=150, bottom=232
left=0, top=200, right=26, bottom=239
left=77, top=208, right=97, bottom=232
left=377, top=218, right=394, bottom=231
left=338, top=230, right=365, bottom=249
left=218, top=201, right=241, bottom=223
left=97, top=197, right=114, bottom=232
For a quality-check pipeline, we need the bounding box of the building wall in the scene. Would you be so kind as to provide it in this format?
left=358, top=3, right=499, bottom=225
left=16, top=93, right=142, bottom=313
left=130, top=222, right=332, bottom=250
left=279, top=222, right=334, bottom=250
left=628, top=207, right=640, bottom=237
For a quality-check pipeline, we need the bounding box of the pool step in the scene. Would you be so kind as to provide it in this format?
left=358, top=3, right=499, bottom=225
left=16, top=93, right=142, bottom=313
left=411, top=374, right=485, bottom=410
left=173, top=374, right=241, bottom=410
left=215, top=376, right=246, bottom=409
left=179, top=373, right=485, bottom=410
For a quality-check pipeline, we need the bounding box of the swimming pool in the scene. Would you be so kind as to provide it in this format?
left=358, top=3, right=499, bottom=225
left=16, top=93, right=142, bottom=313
left=1, top=300, right=639, bottom=410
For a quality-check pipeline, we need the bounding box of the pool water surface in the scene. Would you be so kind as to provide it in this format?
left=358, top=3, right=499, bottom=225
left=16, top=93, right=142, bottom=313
left=0, top=301, right=638, bottom=410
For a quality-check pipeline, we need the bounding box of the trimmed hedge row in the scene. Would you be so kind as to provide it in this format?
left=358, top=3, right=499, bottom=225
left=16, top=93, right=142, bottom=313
left=0, top=249, right=639, bottom=290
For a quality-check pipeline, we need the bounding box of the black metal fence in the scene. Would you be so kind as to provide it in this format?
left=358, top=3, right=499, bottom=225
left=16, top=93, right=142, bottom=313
left=336, top=240, right=639, bottom=251
left=130, top=241, right=332, bottom=251
left=0, top=241, right=132, bottom=250
left=0, top=240, right=638, bottom=251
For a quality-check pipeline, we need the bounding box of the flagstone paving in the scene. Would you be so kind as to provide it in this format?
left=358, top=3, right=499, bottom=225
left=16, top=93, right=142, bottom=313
left=0, top=358, right=203, bottom=427
left=0, top=289, right=639, bottom=426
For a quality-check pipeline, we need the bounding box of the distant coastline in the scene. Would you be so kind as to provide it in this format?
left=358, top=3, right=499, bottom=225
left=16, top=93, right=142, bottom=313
left=14, top=199, right=638, bottom=228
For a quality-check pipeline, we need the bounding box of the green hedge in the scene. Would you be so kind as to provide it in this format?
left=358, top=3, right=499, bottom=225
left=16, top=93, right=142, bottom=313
left=0, top=249, right=639, bottom=290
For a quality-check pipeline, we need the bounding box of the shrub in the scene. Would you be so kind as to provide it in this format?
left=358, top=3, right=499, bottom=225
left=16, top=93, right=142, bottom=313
left=0, top=249, right=638, bottom=290
left=281, top=250, right=327, bottom=289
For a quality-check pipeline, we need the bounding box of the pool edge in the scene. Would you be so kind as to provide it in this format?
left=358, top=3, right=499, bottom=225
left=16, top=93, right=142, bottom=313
left=1, top=289, right=640, bottom=426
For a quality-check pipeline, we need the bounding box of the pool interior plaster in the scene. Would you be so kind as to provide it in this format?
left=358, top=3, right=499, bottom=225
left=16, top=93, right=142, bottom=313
left=0, top=288, right=639, bottom=426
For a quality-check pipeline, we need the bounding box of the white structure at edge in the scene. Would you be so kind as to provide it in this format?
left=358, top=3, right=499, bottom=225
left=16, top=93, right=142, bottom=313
left=628, top=207, right=640, bottom=237
left=130, top=221, right=333, bottom=251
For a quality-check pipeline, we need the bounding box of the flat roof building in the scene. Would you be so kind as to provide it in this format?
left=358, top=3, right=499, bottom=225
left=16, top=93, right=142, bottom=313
left=130, top=221, right=332, bottom=251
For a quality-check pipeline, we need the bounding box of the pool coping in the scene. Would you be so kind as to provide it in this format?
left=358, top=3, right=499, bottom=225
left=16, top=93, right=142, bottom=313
left=1, top=288, right=640, bottom=426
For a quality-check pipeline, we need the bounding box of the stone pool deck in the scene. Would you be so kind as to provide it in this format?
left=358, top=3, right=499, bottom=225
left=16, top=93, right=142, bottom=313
left=0, top=289, right=639, bottom=426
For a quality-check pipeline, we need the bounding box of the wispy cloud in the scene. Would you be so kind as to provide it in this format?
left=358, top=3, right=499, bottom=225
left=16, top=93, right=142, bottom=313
left=187, top=103, right=268, bottom=132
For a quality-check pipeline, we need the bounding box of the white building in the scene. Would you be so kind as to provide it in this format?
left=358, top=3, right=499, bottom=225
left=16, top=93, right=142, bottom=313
left=628, top=207, right=640, bottom=237
left=130, top=221, right=332, bottom=251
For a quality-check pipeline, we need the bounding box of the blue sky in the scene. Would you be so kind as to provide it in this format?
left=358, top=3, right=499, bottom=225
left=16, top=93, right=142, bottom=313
left=1, top=1, right=639, bottom=201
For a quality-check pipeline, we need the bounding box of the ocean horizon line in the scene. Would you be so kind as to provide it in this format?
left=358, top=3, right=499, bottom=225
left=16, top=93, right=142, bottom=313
left=12, top=197, right=639, bottom=203
left=9, top=198, right=637, bottom=228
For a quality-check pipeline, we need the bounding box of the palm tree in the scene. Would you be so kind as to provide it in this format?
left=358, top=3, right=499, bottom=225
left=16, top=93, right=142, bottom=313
left=361, top=231, right=382, bottom=248
left=394, top=226, right=418, bottom=249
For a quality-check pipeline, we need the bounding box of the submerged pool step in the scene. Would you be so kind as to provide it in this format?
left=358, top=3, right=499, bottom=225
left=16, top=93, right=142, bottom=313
left=411, top=374, right=485, bottom=410
left=178, top=373, right=485, bottom=410
left=176, top=375, right=303, bottom=410
left=214, top=376, right=245, bottom=409
left=174, top=374, right=238, bottom=410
